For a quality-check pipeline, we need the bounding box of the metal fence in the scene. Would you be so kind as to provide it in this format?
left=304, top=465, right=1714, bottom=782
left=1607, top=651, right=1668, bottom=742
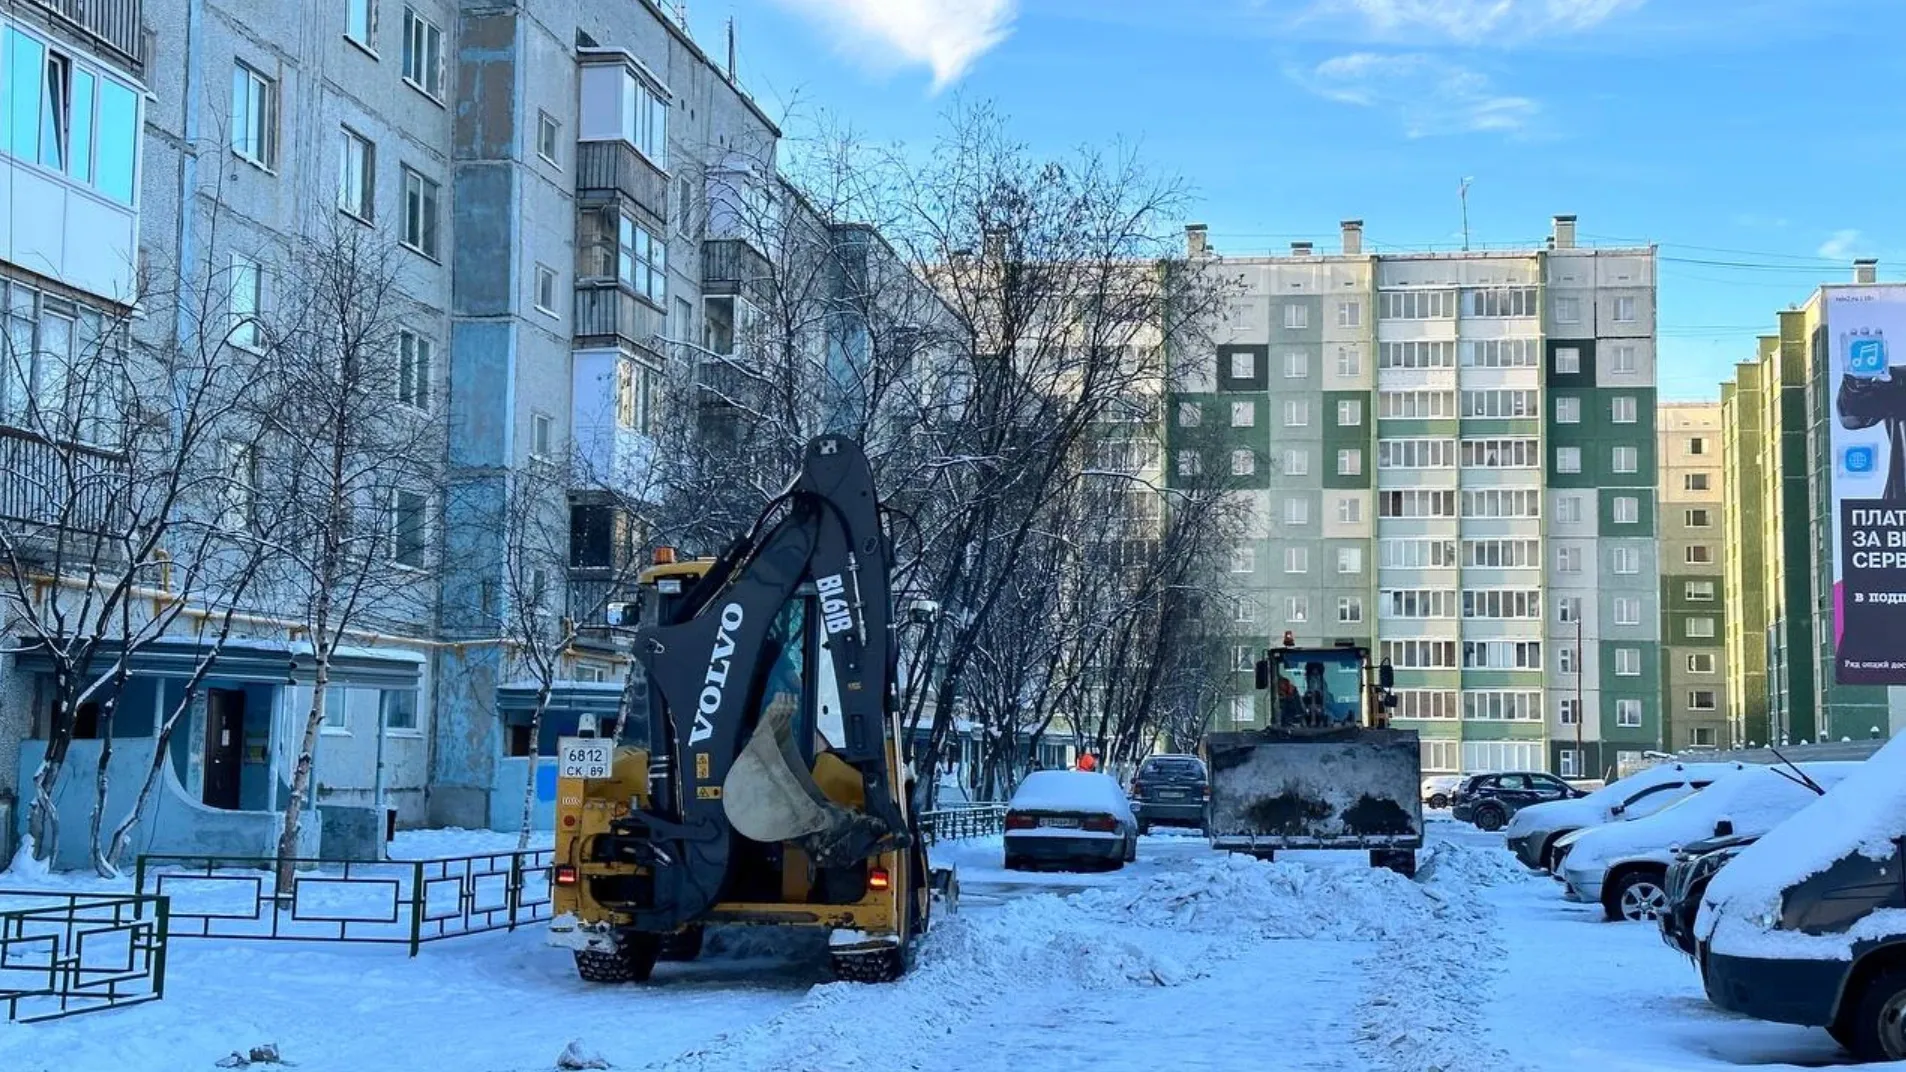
left=135, top=848, right=554, bottom=956
left=0, top=890, right=168, bottom=1023
left=919, top=804, right=1007, bottom=845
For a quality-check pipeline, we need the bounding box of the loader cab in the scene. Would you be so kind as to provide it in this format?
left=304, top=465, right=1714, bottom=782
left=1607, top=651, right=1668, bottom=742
left=1252, top=637, right=1393, bottom=729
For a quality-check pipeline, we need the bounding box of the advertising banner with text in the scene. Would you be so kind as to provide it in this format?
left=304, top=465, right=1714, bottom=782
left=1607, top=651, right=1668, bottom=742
left=1829, top=287, right=1906, bottom=684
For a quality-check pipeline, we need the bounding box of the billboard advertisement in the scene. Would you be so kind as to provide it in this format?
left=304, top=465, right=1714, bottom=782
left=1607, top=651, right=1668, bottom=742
left=1829, top=287, right=1906, bottom=684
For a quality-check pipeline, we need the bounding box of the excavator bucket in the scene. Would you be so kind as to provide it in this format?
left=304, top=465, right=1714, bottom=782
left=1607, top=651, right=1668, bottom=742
left=724, top=694, right=896, bottom=868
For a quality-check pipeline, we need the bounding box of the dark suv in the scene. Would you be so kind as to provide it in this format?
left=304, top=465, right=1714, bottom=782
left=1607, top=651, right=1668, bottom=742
left=1450, top=771, right=1582, bottom=832
left=1129, top=754, right=1209, bottom=834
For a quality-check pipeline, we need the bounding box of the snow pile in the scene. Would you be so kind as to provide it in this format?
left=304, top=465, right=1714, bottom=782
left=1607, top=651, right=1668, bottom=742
left=1066, top=853, right=1439, bottom=941
left=1699, top=734, right=1906, bottom=959
left=1414, top=838, right=1539, bottom=888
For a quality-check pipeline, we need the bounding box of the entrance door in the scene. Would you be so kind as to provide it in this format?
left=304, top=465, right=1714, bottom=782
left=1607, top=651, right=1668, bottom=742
left=203, top=689, right=245, bottom=810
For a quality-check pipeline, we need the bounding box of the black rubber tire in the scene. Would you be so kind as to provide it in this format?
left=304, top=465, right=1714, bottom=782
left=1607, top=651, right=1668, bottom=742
left=1428, top=793, right=1449, bottom=809
left=1004, top=854, right=1027, bottom=871
left=1842, top=967, right=1906, bottom=1062
left=1827, top=1019, right=1857, bottom=1053
left=573, top=933, right=661, bottom=983
left=1604, top=869, right=1669, bottom=923
left=1124, top=836, right=1137, bottom=863
left=832, top=943, right=908, bottom=983
left=658, top=925, right=704, bottom=962
left=1473, top=805, right=1506, bottom=833
left=1137, top=820, right=1151, bottom=836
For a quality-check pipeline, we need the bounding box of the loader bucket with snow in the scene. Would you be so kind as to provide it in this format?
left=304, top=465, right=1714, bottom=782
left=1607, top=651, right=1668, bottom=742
left=724, top=692, right=895, bottom=868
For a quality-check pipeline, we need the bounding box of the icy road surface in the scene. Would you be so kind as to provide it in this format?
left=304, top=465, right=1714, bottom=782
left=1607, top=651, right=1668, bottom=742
left=0, top=823, right=1873, bottom=1071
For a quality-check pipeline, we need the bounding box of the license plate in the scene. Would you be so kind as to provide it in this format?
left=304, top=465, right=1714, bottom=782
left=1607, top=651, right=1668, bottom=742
left=557, top=737, right=613, bottom=780
left=1158, top=790, right=1186, bottom=800
left=1038, top=817, right=1079, bottom=829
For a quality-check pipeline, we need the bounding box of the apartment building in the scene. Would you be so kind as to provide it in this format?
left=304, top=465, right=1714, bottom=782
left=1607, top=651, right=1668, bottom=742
left=1169, top=216, right=1662, bottom=779
left=1720, top=262, right=1906, bottom=746
left=1658, top=403, right=1727, bottom=749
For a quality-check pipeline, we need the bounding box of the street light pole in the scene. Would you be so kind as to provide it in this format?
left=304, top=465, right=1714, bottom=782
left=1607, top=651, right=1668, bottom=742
left=1575, top=617, right=1585, bottom=776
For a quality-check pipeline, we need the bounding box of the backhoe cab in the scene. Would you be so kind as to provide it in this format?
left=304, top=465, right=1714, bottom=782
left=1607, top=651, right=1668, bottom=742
left=548, top=436, right=945, bottom=984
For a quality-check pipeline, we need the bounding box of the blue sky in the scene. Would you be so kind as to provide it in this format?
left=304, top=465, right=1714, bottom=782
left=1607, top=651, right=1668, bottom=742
left=683, top=0, right=1905, bottom=401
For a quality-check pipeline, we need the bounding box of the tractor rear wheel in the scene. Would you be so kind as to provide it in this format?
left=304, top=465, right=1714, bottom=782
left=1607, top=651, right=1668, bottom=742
left=573, top=932, right=661, bottom=983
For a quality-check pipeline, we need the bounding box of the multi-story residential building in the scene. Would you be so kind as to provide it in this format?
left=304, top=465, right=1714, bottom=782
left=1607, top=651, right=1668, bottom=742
left=1170, top=216, right=1662, bottom=779
left=1719, top=262, right=1906, bottom=746
left=1658, top=403, right=1727, bottom=749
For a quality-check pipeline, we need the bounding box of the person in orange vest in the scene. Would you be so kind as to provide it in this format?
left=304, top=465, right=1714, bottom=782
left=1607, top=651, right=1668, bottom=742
left=1077, top=752, right=1098, bottom=772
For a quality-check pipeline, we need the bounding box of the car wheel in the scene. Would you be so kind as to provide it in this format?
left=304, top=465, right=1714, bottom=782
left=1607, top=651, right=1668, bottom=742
left=1137, top=819, right=1151, bottom=836
left=1004, top=854, right=1026, bottom=872
left=1473, top=805, right=1506, bottom=832
left=1124, top=836, right=1137, bottom=863
left=1428, top=793, right=1449, bottom=809
left=1843, top=967, right=1906, bottom=1062
left=1606, top=869, right=1669, bottom=922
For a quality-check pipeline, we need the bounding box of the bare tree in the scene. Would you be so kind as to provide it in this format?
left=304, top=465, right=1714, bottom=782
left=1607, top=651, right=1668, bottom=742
left=256, top=219, right=442, bottom=894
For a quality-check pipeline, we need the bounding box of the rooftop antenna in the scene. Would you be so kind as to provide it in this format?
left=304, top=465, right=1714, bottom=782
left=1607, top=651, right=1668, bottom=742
left=726, top=16, right=736, bottom=82
left=1459, top=177, right=1473, bottom=251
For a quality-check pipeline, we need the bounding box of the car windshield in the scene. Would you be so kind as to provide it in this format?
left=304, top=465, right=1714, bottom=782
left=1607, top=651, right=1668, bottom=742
left=1142, top=758, right=1205, bottom=779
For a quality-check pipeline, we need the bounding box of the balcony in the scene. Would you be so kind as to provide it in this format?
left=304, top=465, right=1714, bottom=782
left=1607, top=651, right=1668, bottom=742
left=575, top=140, right=667, bottom=229
left=28, top=0, right=142, bottom=66
left=0, top=426, right=126, bottom=557
left=574, top=284, right=664, bottom=353
left=701, top=238, right=769, bottom=300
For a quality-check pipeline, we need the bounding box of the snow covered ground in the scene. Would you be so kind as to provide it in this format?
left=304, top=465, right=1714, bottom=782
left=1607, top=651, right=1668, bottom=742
left=1, top=823, right=1888, bottom=1071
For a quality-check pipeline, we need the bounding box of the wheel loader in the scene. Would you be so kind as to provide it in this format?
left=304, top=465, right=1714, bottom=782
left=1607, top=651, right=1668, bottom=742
left=547, top=435, right=951, bottom=983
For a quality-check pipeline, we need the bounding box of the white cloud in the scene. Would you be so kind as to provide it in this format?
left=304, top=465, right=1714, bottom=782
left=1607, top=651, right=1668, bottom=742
left=1818, top=229, right=1865, bottom=260
left=1293, top=53, right=1540, bottom=137
left=769, top=0, right=1015, bottom=91
left=1308, top=0, right=1646, bottom=44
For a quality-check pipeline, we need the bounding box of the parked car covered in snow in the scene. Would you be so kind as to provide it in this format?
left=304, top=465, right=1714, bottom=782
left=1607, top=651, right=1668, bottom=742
left=1504, top=761, right=1746, bottom=872
left=1003, top=771, right=1139, bottom=872
left=1660, top=831, right=1762, bottom=957
left=1695, top=734, right=1906, bottom=1063
left=1450, top=771, right=1582, bottom=831
left=1129, top=753, right=1209, bottom=834
left=1421, top=774, right=1463, bottom=809
left=1553, top=763, right=1860, bottom=922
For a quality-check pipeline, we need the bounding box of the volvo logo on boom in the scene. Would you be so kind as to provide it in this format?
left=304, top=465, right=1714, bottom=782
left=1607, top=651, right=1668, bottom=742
left=815, top=574, right=854, bottom=635
left=689, top=604, right=744, bottom=745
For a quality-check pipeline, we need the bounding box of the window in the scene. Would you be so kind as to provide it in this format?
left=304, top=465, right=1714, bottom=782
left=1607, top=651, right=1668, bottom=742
left=1614, top=598, right=1642, bottom=626
left=534, top=265, right=558, bottom=315
left=1611, top=446, right=1639, bottom=473
left=1554, top=346, right=1580, bottom=374
left=1283, top=448, right=1310, bottom=475
left=231, top=63, right=278, bottom=168
left=1611, top=396, right=1637, bottom=423
left=1232, top=598, right=1256, bottom=624
left=1685, top=473, right=1711, bottom=492
left=1557, top=596, right=1582, bottom=623
left=1337, top=496, right=1363, bottom=524
left=391, top=489, right=428, bottom=567
left=1610, top=345, right=1638, bottom=373
left=1555, top=298, right=1581, bottom=324
left=381, top=689, right=419, bottom=732
left=1556, top=546, right=1581, bottom=573
left=402, top=7, right=446, bottom=99
left=1231, top=401, right=1255, bottom=427
left=1337, top=301, right=1361, bottom=327
left=1231, top=449, right=1256, bottom=476
left=1460, top=438, right=1540, bottom=469
left=401, top=167, right=440, bottom=257
left=1615, top=647, right=1641, bottom=675
left=1615, top=295, right=1637, bottom=323
left=346, top=0, right=377, bottom=48
left=1284, top=497, right=1309, bottom=525
left=1554, top=446, right=1581, bottom=474
left=1559, top=698, right=1580, bottom=725
left=537, top=110, right=561, bottom=165
left=1381, top=640, right=1458, bottom=669
left=1460, top=489, right=1541, bottom=519
left=1558, top=646, right=1577, bottom=674
left=676, top=174, right=695, bottom=237
left=1461, top=590, right=1542, bottom=621
left=1461, top=390, right=1539, bottom=419
left=615, top=359, right=657, bottom=435
left=1378, top=439, right=1455, bottom=469
left=1558, top=749, right=1582, bottom=778
left=1338, top=596, right=1363, bottom=623
left=617, top=216, right=668, bottom=304
left=1382, top=538, right=1458, bottom=569
left=1178, top=450, right=1201, bottom=476
left=1337, top=449, right=1362, bottom=476
left=1686, top=580, right=1716, bottom=602
left=1379, top=589, right=1457, bottom=619
left=1338, top=399, right=1363, bottom=426
left=1286, top=596, right=1309, bottom=622
left=1462, top=691, right=1543, bottom=723
left=1378, top=341, right=1456, bottom=369
left=1378, top=490, right=1457, bottom=518
left=1690, top=727, right=1716, bottom=748
left=1231, top=545, right=1254, bottom=574
left=1462, top=640, right=1543, bottom=669
left=1688, top=653, right=1716, bottom=674
left=1613, top=496, right=1639, bottom=524
left=1178, top=401, right=1202, bottom=427
left=1612, top=546, right=1639, bottom=574
left=1338, top=547, right=1362, bottom=574
left=531, top=412, right=553, bottom=458
left=1616, top=699, right=1643, bottom=728
left=1688, top=437, right=1706, bottom=456
left=1231, top=696, right=1254, bottom=726
left=1686, top=508, right=1712, bottom=528
left=228, top=254, right=263, bottom=350
left=339, top=127, right=375, bottom=220
left=1284, top=304, right=1308, bottom=330
left=322, top=687, right=349, bottom=731
left=1555, top=396, right=1581, bottom=424
left=1284, top=351, right=1309, bottom=378
left=1423, top=739, right=1462, bottom=772
left=1336, top=347, right=1362, bottom=377
left=1464, top=286, right=1538, bottom=318
left=1464, top=539, right=1538, bottom=568
left=1235, top=646, right=1255, bottom=672
left=1377, top=390, right=1456, bottom=419
left=397, top=330, right=431, bottom=410
left=1284, top=400, right=1309, bottom=427
left=1557, top=496, right=1583, bottom=524
left=1461, top=339, right=1539, bottom=368
left=1377, top=290, right=1457, bottom=320
left=1686, top=616, right=1717, bottom=639
left=220, top=440, right=258, bottom=531
left=1687, top=690, right=1717, bottom=712
left=1284, top=547, right=1308, bottom=574
left=1396, top=691, right=1458, bottom=721
left=1229, top=352, right=1255, bottom=380
left=1686, top=545, right=1713, bottom=565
